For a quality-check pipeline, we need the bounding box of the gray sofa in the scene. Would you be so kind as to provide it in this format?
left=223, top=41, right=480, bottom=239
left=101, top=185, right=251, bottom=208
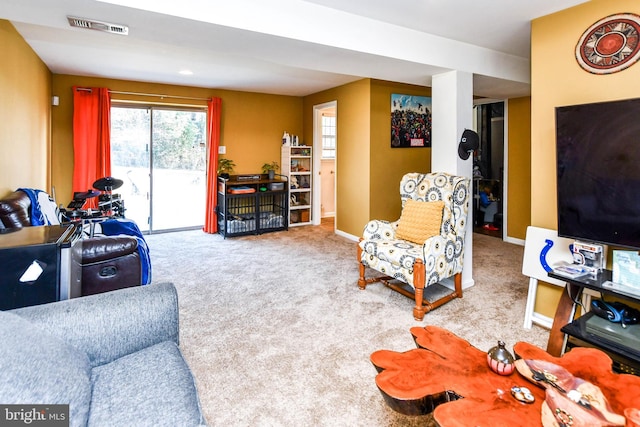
left=0, top=282, right=207, bottom=427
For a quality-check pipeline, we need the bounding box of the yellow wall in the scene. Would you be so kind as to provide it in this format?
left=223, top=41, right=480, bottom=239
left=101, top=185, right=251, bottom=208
left=303, top=79, right=432, bottom=236
left=506, top=97, right=531, bottom=240
left=52, top=75, right=302, bottom=204
left=303, top=80, right=371, bottom=236
left=4, top=18, right=524, bottom=246
left=3, top=21, right=430, bottom=238
left=370, top=80, right=432, bottom=221
left=0, top=20, right=51, bottom=196
left=531, top=0, right=640, bottom=317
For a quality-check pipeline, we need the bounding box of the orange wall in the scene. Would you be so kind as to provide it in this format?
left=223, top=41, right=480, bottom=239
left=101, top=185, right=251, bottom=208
left=0, top=20, right=51, bottom=196
left=52, top=75, right=302, bottom=204
left=531, top=0, right=640, bottom=317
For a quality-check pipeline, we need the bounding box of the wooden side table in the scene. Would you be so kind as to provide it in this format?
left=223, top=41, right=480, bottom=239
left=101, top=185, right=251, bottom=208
left=371, top=326, right=640, bottom=426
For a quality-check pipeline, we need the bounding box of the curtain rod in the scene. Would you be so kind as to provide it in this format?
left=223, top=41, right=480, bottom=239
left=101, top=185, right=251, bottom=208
left=75, top=87, right=211, bottom=102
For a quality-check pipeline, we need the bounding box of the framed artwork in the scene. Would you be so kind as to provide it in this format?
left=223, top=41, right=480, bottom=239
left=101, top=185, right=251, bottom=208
left=391, top=94, right=431, bottom=148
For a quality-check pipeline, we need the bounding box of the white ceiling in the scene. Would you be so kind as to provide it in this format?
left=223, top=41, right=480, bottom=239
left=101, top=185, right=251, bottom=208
left=1, top=0, right=588, bottom=98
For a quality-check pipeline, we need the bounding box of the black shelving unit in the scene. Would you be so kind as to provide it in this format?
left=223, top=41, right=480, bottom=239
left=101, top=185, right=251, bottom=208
left=217, top=174, right=288, bottom=238
left=562, top=312, right=640, bottom=376
left=549, top=269, right=640, bottom=376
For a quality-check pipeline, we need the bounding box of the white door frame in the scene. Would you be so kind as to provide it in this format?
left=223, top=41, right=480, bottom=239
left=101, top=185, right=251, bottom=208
left=473, top=98, right=508, bottom=241
left=312, top=100, right=337, bottom=227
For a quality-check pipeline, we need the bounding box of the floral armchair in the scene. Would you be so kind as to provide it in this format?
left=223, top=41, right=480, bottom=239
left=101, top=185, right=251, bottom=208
left=357, top=172, right=471, bottom=320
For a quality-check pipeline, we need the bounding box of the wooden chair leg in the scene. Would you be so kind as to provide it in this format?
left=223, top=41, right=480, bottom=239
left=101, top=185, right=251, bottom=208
left=412, top=259, right=426, bottom=321
left=357, top=239, right=367, bottom=290
left=454, top=272, right=463, bottom=298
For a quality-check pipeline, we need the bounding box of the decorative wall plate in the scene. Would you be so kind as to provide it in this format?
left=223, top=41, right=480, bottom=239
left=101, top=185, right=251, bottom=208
left=576, top=13, right=640, bottom=74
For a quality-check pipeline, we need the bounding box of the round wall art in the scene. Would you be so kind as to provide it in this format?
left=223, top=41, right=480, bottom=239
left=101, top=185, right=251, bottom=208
left=576, top=13, right=640, bottom=74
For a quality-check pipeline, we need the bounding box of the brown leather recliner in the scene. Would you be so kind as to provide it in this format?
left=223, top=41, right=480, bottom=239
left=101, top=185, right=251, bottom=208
left=0, top=190, right=31, bottom=229
left=80, top=235, right=141, bottom=296
left=0, top=190, right=142, bottom=296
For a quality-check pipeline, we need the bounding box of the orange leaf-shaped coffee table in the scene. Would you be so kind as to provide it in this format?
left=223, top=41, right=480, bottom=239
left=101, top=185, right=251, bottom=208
left=370, top=326, right=640, bottom=426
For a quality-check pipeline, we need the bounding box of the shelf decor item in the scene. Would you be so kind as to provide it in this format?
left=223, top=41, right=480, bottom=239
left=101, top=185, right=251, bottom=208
left=612, top=250, right=640, bottom=293
left=217, top=158, right=236, bottom=179
left=575, top=13, right=640, bottom=75
left=282, top=131, right=291, bottom=145
left=261, top=161, right=280, bottom=180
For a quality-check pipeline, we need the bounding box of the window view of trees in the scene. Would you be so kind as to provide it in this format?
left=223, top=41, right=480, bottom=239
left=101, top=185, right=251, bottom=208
left=111, top=107, right=150, bottom=169
left=111, top=107, right=206, bottom=170
left=152, top=110, right=206, bottom=171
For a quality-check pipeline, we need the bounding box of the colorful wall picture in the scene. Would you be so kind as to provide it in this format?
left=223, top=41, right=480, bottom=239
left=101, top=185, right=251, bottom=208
left=391, top=94, right=431, bottom=148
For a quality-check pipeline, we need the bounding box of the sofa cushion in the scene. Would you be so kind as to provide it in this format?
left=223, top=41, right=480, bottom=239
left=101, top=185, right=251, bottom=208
left=89, top=341, right=206, bottom=427
left=0, top=311, right=92, bottom=427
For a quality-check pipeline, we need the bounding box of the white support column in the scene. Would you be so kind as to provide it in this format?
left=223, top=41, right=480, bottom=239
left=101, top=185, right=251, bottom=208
left=432, top=70, right=474, bottom=289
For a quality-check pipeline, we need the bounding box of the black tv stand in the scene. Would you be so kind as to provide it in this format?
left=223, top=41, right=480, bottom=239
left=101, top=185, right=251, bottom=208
left=547, top=269, right=640, bottom=376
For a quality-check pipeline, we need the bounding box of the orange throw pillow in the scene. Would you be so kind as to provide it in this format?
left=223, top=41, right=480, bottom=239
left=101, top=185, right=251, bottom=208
left=396, top=199, right=444, bottom=244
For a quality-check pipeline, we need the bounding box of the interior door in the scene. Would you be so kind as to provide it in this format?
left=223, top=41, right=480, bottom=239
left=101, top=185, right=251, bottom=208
left=320, top=159, right=335, bottom=217
left=314, top=101, right=337, bottom=225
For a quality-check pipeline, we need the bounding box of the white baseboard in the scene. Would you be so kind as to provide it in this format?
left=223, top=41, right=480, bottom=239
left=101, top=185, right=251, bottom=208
left=439, top=276, right=475, bottom=290
left=504, top=235, right=525, bottom=246
left=529, top=313, right=554, bottom=330
left=336, top=229, right=359, bottom=242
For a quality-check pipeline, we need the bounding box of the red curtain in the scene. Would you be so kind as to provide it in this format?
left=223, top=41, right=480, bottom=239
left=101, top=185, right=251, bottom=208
left=72, top=87, right=111, bottom=208
left=203, top=97, right=222, bottom=233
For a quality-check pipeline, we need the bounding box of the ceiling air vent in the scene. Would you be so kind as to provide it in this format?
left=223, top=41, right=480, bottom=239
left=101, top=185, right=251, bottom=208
left=67, top=16, right=129, bottom=35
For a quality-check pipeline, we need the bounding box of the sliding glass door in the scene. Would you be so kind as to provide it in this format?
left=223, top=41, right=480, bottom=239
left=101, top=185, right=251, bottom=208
left=111, top=107, right=151, bottom=230
left=110, top=106, right=207, bottom=232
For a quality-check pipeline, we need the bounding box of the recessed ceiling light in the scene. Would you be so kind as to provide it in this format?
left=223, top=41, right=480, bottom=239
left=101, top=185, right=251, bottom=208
left=179, top=69, right=193, bottom=75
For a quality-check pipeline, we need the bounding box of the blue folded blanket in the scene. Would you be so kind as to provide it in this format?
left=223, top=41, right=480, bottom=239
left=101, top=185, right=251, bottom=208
left=100, top=219, right=152, bottom=285
left=18, top=188, right=54, bottom=226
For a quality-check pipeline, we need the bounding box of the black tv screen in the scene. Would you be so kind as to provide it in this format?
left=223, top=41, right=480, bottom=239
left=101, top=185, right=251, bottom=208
left=556, top=98, right=640, bottom=249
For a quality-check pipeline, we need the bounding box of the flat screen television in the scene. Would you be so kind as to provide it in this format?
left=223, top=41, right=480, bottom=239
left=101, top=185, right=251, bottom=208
left=556, top=98, right=640, bottom=250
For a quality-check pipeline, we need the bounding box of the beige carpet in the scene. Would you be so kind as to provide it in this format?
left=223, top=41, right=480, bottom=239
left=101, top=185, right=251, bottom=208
left=145, top=226, right=549, bottom=426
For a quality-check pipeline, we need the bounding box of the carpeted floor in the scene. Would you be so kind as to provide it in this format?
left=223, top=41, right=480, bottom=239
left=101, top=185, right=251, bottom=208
left=145, top=226, right=549, bottom=426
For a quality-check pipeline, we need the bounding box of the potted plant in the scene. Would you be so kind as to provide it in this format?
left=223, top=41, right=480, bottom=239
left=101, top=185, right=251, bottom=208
left=261, top=161, right=280, bottom=180
left=217, top=158, right=236, bottom=179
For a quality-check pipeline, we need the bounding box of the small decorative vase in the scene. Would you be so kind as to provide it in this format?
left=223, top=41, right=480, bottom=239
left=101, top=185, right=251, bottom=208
left=268, top=170, right=275, bottom=180
left=282, top=131, right=291, bottom=145
left=487, top=341, right=515, bottom=375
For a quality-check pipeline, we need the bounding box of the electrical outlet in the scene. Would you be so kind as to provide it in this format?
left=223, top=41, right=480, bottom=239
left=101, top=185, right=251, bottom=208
left=218, top=146, right=226, bottom=154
